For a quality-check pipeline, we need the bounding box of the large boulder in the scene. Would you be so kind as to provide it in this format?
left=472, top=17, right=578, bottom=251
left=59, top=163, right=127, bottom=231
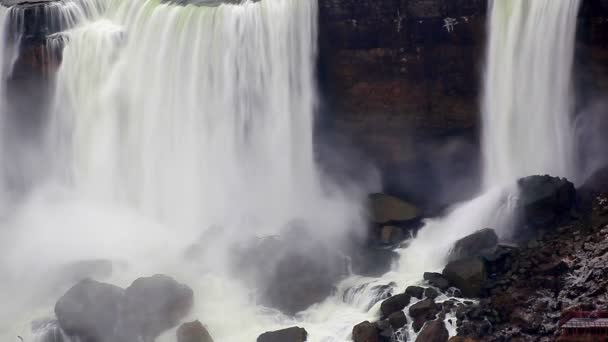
left=380, top=293, right=411, bottom=318
left=423, top=272, right=450, bottom=291
left=369, top=193, right=420, bottom=224
left=55, top=279, right=125, bottom=342
left=516, top=175, right=576, bottom=231
left=124, top=274, right=194, bottom=340
left=55, top=275, right=193, bottom=342
left=235, top=225, right=347, bottom=315
left=257, top=327, right=307, bottom=342
left=409, top=299, right=440, bottom=332
left=442, top=258, right=487, bottom=297
left=415, top=320, right=449, bottom=342
left=448, top=228, right=498, bottom=262
left=177, top=321, right=214, bottom=342
left=352, top=321, right=379, bottom=342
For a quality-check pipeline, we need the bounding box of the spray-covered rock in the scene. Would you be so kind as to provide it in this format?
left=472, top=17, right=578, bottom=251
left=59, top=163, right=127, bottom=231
left=448, top=228, right=498, bottom=262
left=55, top=275, right=193, bottom=342
left=516, top=175, right=576, bottom=234
left=257, top=327, right=307, bottom=342
left=442, top=258, right=487, bottom=297
left=177, top=320, right=214, bottom=342
left=415, top=320, right=449, bottom=342
left=55, top=279, right=125, bottom=342
left=234, top=224, right=348, bottom=315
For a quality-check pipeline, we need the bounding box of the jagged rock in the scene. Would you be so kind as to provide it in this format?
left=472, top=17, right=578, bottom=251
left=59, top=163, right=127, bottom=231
left=177, top=321, right=214, bottom=342
left=380, top=293, right=411, bottom=317
left=424, top=272, right=451, bottom=290
left=448, top=228, right=498, bottom=262
left=55, top=279, right=125, bottom=342
left=442, top=258, right=487, bottom=297
left=352, top=321, right=378, bottom=342
left=369, top=193, right=420, bottom=224
left=388, top=311, right=407, bottom=329
left=415, top=320, right=449, bottom=342
left=257, top=327, right=307, bottom=342
left=405, top=285, right=425, bottom=299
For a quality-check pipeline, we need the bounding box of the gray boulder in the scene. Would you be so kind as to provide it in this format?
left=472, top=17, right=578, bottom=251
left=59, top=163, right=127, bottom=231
left=442, top=258, right=487, bottom=297
left=257, top=327, right=307, bottom=342
left=125, top=274, right=194, bottom=340
left=55, top=275, right=193, bottom=342
left=448, top=228, right=498, bottom=262
left=380, top=293, right=411, bottom=318
left=55, top=279, right=125, bottom=342
left=177, top=321, right=214, bottom=342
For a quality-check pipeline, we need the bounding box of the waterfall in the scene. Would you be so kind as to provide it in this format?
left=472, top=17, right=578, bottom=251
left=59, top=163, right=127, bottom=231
left=0, top=0, right=585, bottom=341
left=50, top=0, right=333, bottom=234
left=2, top=1, right=371, bottom=341
left=482, top=0, right=581, bottom=187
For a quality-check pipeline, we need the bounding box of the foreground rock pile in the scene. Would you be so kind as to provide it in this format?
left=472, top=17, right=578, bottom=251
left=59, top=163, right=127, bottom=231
left=452, top=192, right=608, bottom=341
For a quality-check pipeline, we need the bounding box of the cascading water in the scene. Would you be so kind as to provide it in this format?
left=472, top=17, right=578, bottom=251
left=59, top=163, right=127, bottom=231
left=482, top=0, right=582, bottom=187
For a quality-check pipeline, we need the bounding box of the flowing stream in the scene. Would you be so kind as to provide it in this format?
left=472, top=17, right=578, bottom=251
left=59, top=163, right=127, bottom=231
left=0, top=0, right=583, bottom=341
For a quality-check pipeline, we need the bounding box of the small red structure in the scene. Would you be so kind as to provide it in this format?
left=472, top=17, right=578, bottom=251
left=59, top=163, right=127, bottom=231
left=560, top=311, right=608, bottom=338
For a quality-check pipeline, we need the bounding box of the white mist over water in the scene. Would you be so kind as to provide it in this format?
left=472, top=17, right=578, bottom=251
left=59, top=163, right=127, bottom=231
left=482, top=0, right=581, bottom=187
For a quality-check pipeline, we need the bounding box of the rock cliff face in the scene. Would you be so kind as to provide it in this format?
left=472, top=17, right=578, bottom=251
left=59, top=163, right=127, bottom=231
left=318, top=0, right=608, bottom=205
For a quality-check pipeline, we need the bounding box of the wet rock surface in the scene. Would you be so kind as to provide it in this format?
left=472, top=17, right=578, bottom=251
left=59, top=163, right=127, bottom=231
left=55, top=275, right=193, bottom=342
left=177, top=320, right=214, bottom=342
left=415, top=319, right=449, bottom=342
left=235, top=224, right=348, bottom=315
left=448, top=228, right=498, bottom=262
left=257, top=327, right=308, bottom=342
left=449, top=192, right=608, bottom=341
